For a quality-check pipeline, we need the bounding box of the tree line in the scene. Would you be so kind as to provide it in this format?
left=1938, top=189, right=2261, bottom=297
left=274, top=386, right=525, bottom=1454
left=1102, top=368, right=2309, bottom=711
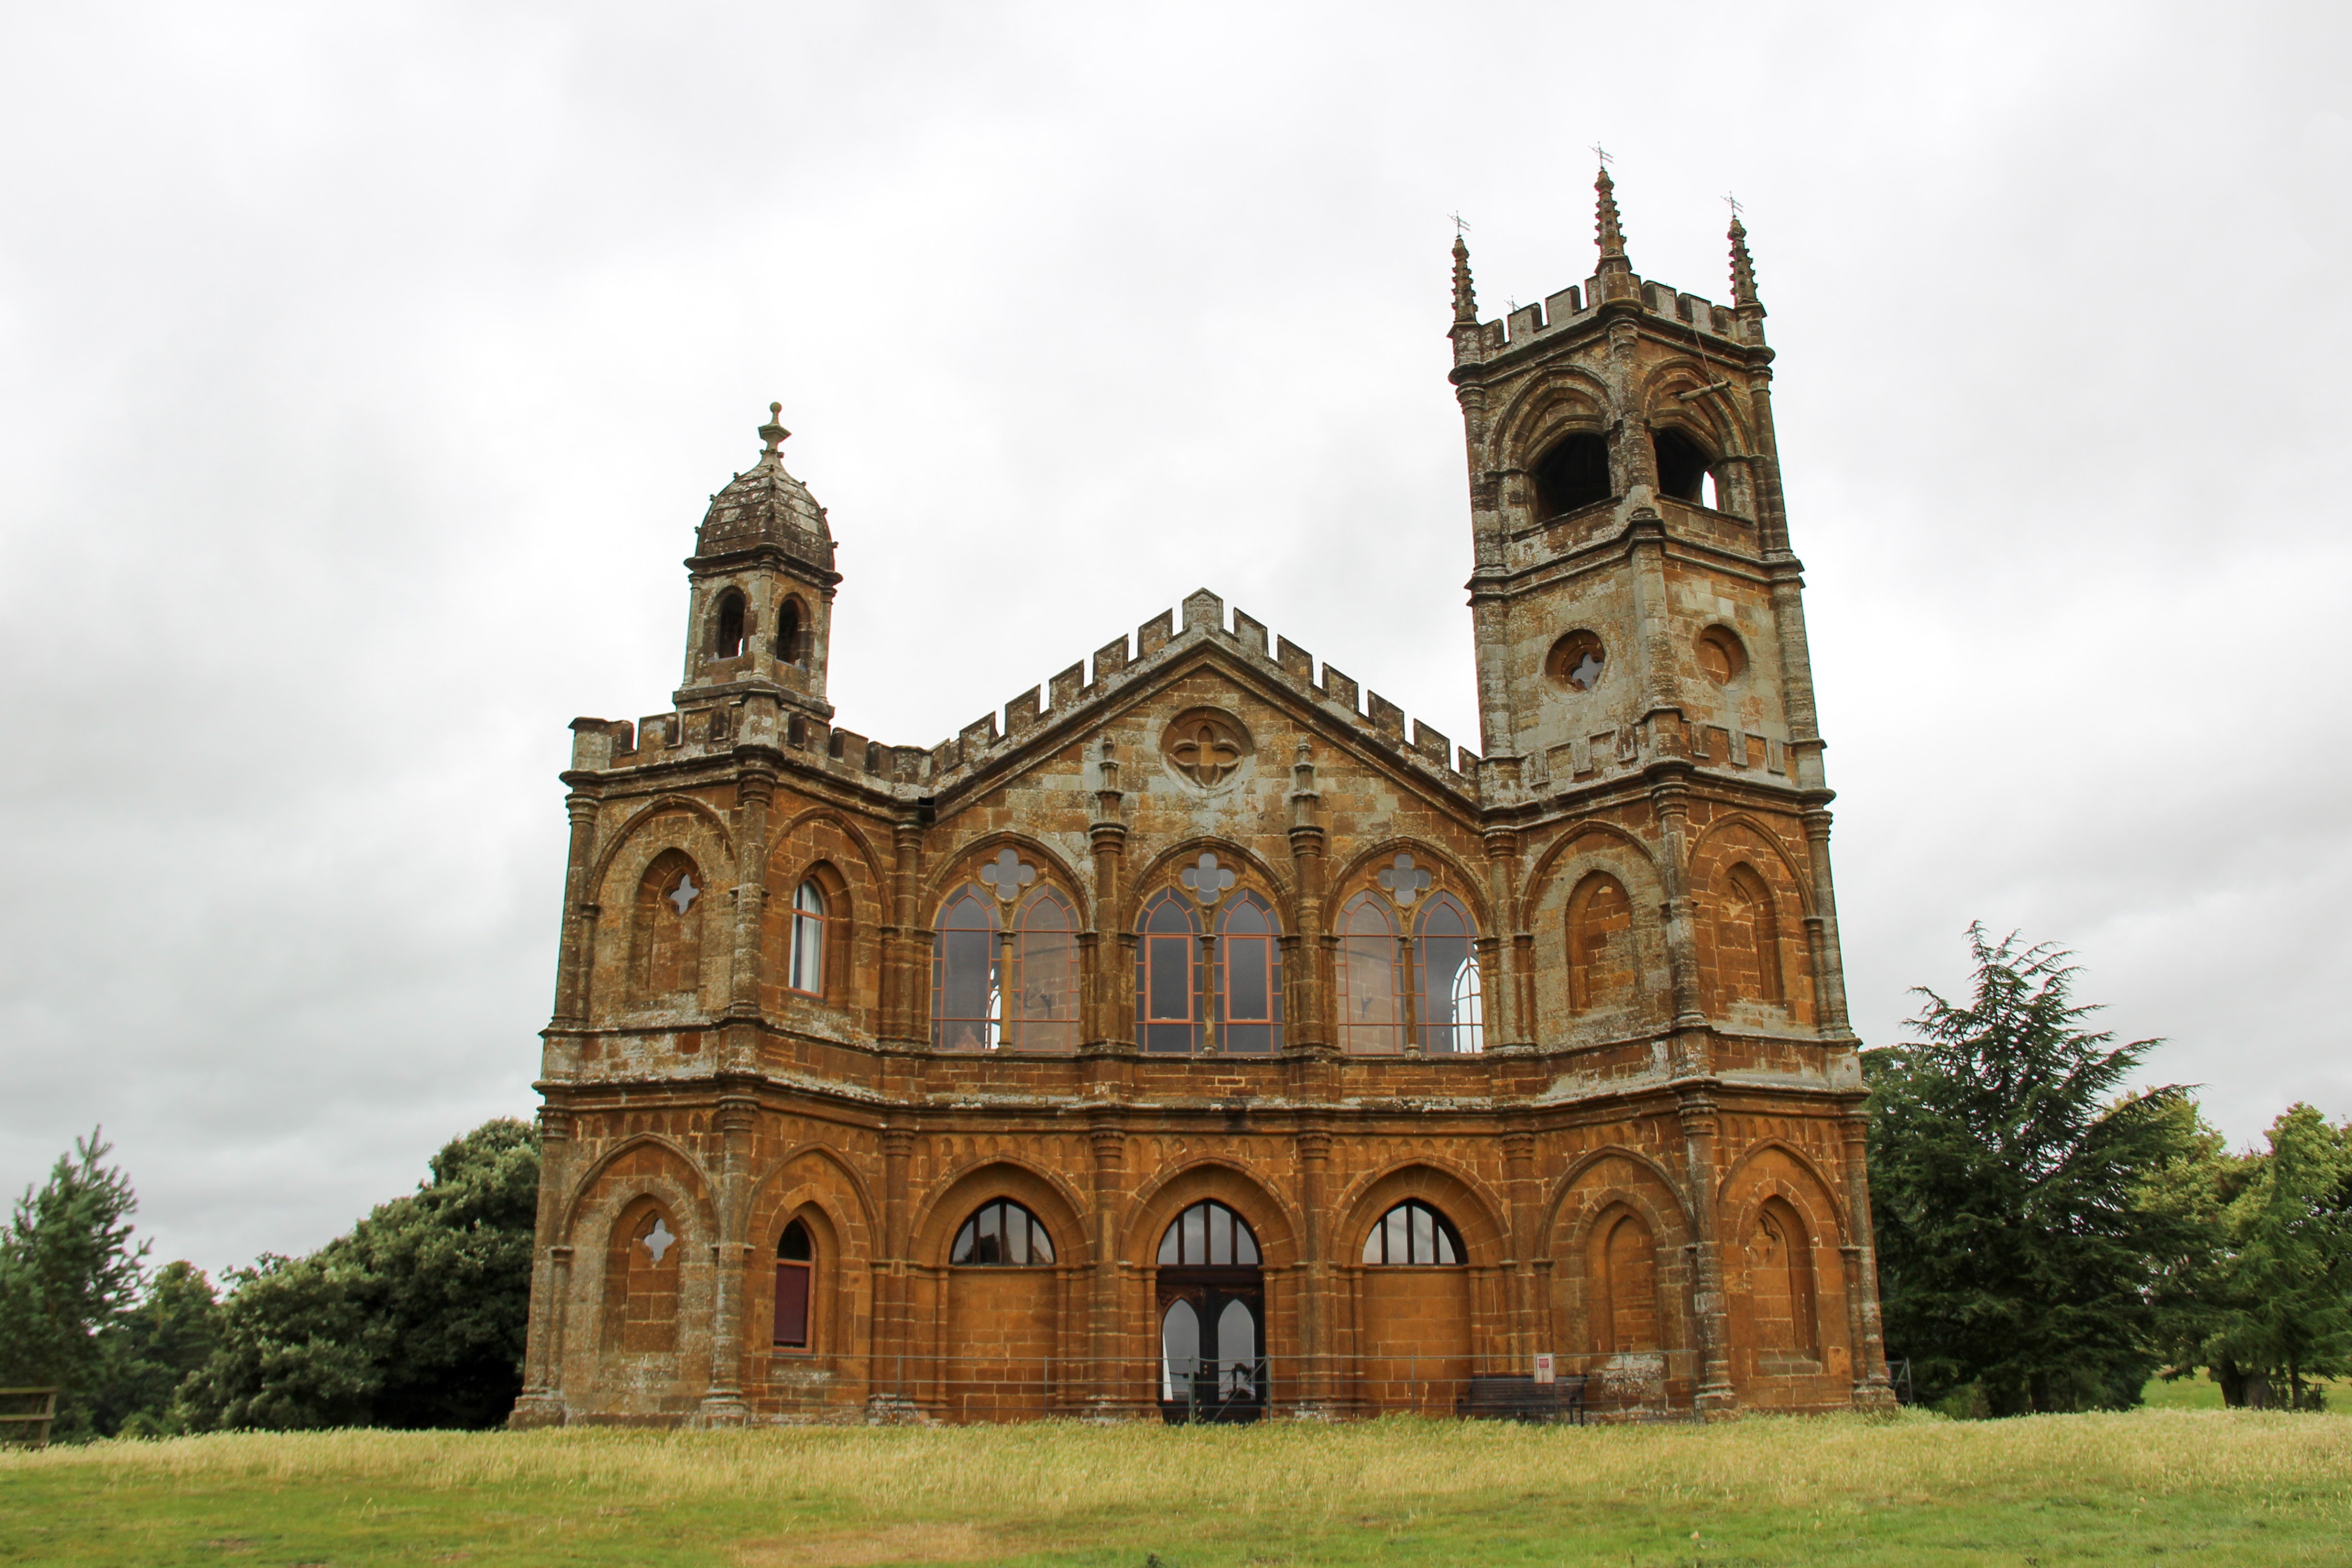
left=2, top=926, right=2346, bottom=1435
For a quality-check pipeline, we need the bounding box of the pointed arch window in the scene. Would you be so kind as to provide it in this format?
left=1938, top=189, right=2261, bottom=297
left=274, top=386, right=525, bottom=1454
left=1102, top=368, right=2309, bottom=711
left=631, top=851, right=704, bottom=1001
left=950, top=1199, right=1057, bottom=1266
left=1137, top=889, right=1201, bottom=1054
left=1361, top=1199, right=1463, bottom=1266
left=1158, top=1200, right=1261, bottom=1267
left=1007, top=890, right=1079, bottom=1053
left=1532, top=432, right=1612, bottom=518
left=776, top=596, right=807, bottom=665
left=1214, top=893, right=1283, bottom=1055
left=774, top=1219, right=813, bottom=1349
left=932, top=887, right=1001, bottom=1050
left=1414, top=893, right=1484, bottom=1054
left=1335, top=893, right=1403, bottom=1055
left=712, top=588, right=749, bottom=658
left=787, top=879, right=828, bottom=996
left=1566, top=871, right=1637, bottom=1013
left=1716, top=863, right=1785, bottom=1007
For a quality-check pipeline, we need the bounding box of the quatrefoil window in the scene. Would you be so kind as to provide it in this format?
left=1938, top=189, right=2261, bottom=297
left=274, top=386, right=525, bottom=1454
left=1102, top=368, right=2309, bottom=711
left=667, top=873, right=700, bottom=915
left=1163, top=711, right=1251, bottom=788
left=1377, top=852, right=1431, bottom=907
left=641, top=1216, right=677, bottom=1264
left=1178, top=851, right=1237, bottom=906
left=979, top=848, right=1037, bottom=903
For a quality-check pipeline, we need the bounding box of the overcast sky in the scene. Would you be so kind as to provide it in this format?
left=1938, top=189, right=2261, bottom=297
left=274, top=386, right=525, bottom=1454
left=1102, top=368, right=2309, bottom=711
left=1, top=2, right=2345, bottom=1276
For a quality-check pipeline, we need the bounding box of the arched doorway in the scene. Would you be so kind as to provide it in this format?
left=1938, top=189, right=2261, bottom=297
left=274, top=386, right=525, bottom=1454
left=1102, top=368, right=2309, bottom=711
left=1156, top=1200, right=1263, bottom=1423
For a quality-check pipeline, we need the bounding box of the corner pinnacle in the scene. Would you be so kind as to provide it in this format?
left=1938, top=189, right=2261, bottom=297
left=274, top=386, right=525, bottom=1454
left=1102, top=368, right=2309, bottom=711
left=1594, top=164, right=1627, bottom=262
left=1728, top=213, right=1759, bottom=308
left=1451, top=232, right=1478, bottom=326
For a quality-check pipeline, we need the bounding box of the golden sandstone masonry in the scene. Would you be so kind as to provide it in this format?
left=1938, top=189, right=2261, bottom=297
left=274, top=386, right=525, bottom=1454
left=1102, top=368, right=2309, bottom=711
left=509, top=169, right=1895, bottom=1428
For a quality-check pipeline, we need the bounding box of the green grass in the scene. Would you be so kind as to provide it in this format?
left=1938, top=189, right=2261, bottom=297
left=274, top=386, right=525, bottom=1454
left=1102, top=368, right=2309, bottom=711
left=3, top=1404, right=2350, bottom=1567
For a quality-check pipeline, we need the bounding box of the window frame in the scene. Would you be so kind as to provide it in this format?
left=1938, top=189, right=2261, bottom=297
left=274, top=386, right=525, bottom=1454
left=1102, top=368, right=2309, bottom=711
left=1136, top=888, right=1202, bottom=1054
left=932, top=886, right=1002, bottom=1050
left=1005, top=888, right=1080, bottom=1053
left=787, top=877, right=828, bottom=997
left=1334, top=892, right=1404, bottom=1056
left=1213, top=893, right=1283, bottom=1055
left=1413, top=892, right=1484, bottom=1055
left=774, top=1218, right=814, bottom=1350
left=949, top=1198, right=1059, bottom=1267
left=1361, top=1198, right=1466, bottom=1266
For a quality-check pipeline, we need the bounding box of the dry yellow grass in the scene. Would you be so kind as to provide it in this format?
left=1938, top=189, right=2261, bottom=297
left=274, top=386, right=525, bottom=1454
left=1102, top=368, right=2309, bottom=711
left=5, top=1409, right=2350, bottom=1565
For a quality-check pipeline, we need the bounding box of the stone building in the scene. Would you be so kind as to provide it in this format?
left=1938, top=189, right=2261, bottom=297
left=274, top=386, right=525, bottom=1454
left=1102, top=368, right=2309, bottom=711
left=509, top=170, right=1894, bottom=1428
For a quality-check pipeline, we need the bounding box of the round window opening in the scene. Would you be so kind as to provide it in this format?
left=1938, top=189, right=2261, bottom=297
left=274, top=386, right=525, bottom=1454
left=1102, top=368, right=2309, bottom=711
left=1697, top=627, right=1748, bottom=685
left=1547, top=630, right=1607, bottom=693
left=1162, top=710, right=1254, bottom=789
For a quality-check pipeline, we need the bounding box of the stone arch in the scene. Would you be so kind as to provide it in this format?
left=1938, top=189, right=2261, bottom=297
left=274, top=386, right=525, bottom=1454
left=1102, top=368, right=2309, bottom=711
left=1322, top=836, right=1491, bottom=931
left=1484, top=367, right=1617, bottom=474
left=1689, top=819, right=1816, bottom=1026
left=764, top=811, right=890, bottom=1030
left=1633, top=360, right=1756, bottom=456
left=911, top=1156, right=1092, bottom=1269
left=590, top=795, right=734, bottom=895
left=558, top=1136, right=716, bottom=1418
left=590, top=801, right=735, bottom=1020
left=746, top=1139, right=882, bottom=1243
left=1719, top=1140, right=1853, bottom=1406
left=558, top=1133, right=716, bottom=1247
left=1332, top=1159, right=1511, bottom=1267
left=742, top=1145, right=880, bottom=1392
left=1525, top=824, right=1672, bottom=1042
left=1586, top=1203, right=1664, bottom=1356
left=921, top=831, right=1093, bottom=928
left=1546, top=1148, right=1696, bottom=1399
left=1686, top=814, right=1814, bottom=914
left=1124, top=1158, right=1301, bottom=1268
left=1127, top=836, right=1291, bottom=929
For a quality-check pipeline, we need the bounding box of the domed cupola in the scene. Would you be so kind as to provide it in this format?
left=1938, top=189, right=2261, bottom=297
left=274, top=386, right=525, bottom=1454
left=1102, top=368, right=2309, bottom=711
left=695, top=403, right=835, bottom=573
left=675, top=403, right=841, bottom=720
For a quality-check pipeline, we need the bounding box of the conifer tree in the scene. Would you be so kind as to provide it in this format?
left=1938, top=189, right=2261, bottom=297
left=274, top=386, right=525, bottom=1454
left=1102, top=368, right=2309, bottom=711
left=0, top=1130, right=149, bottom=1438
left=1865, top=927, right=2205, bottom=1414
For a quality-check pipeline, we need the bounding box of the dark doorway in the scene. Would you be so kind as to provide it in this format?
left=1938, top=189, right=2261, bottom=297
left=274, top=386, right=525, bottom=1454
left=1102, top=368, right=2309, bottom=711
left=1156, top=1200, right=1264, bottom=1423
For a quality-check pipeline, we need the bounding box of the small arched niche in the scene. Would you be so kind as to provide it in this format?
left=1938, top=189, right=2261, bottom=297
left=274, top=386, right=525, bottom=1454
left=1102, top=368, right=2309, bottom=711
left=1531, top=433, right=1612, bottom=519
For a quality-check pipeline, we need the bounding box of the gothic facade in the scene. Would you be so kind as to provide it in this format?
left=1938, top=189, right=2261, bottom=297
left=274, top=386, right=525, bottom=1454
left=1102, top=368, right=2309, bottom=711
left=510, top=171, right=1894, bottom=1427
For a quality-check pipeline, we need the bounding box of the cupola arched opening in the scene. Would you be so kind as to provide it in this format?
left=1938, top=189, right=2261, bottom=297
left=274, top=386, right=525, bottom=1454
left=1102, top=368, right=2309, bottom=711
left=1653, top=427, right=1721, bottom=510
left=712, top=589, right=749, bottom=659
left=1532, top=433, right=1612, bottom=519
left=776, top=596, right=806, bottom=665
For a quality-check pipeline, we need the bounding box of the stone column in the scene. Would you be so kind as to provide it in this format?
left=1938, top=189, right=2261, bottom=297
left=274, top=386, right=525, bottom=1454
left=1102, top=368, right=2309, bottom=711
left=879, top=1126, right=916, bottom=1400
left=1502, top=1131, right=1538, bottom=1367
left=509, top=1104, right=576, bottom=1428
left=1285, top=742, right=1328, bottom=1051
left=1649, top=774, right=1708, bottom=1044
left=1480, top=827, right=1521, bottom=1048
left=551, top=793, right=602, bottom=1026
left=1295, top=1127, right=1332, bottom=1408
left=1677, top=1089, right=1738, bottom=1413
left=1840, top=1110, right=1895, bottom=1406
left=1089, top=740, right=1130, bottom=1049
left=723, top=772, right=775, bottom=1078
left=1800, top=808, right=1854, bottom=1034
left=1086, top=1120, right=1128, bottom=1413
left=885, top=820, right=923, bottom=1045
left=694, top=1094, right=757, bottom=1425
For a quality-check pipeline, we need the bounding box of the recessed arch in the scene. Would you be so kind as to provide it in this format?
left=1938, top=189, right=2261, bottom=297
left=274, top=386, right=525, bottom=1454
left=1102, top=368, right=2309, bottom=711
left=1333, top=1159, right=1511, bottom=1267
left=920, top=832, right=1093, bottom=929
left=1123, top=1158, right=1301, bottom=1269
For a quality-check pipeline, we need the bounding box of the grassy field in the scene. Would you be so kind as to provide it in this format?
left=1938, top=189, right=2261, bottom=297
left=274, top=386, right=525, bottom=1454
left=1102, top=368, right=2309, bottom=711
left=4, top=1402, right=2350, bottom=1567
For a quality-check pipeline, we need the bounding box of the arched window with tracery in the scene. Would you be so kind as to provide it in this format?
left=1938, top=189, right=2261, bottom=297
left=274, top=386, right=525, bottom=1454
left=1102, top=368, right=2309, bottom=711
left=776, top=596, right=806, bottom=665
left=711, top=588, right=748, bottom=658
left=1005, top=890, right=1079, bottom=1052
left=1590, top=1209, right=1660, bottom=1354
left=1335, top=893, right=1402, bottom=1055
left=630, top=850, right=704, bottom=1002
left=1215, top=893, right=1283, bottom=1055
left=950, top=1199, right=1057, bottom=1266
left=774, top=1218, right=813, bottom=1349
left=1714, top=862, right=1785, bottom=1007
left=1414, top=893, right=1483, bottom=1054
left=1361, top=1199, right=1463, bottom=1266
left=787, top=878, right=827, bottom=996
left=603, top=1199, right=681, bottom=1353
left=1567, top=871, right=1637, bottom=1013
left=1137, top=889, right=1200, bottom=1054
left=932, top=887, right=1000, bottom=1050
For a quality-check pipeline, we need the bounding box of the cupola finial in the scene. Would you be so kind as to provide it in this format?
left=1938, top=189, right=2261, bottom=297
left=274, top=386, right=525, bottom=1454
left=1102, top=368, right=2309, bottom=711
left=758, top=402, right=788, bottom=458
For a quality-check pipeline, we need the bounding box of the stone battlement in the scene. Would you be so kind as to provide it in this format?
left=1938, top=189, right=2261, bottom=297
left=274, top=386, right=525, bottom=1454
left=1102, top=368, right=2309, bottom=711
left=1469, top=274, right=1751, bottom=359
left=568, top=588, right=1482, bottom=800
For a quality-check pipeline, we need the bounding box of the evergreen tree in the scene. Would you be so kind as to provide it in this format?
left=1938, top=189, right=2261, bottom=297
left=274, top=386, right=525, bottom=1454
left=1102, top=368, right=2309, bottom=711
left=88, top=1261, right=221, bottom=1436
left=0, top=1130, right=149, bottom=1439
left=1864, top=927, right=2206, bottom=1414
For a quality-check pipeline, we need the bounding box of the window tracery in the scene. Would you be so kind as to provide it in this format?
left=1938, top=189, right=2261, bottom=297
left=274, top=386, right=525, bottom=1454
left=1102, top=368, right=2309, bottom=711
left=1214, top=893, right=1282, bottom=1055
left=1007, top=890, right=1078, bottom=1052
left=1415, top=893, right=1484, bottom=1054
left=1361, top=1199, right=1463, bottom=1266
left=1136, top=889, right=1200, bottom=1054
left=950, top=1199, right=1057, bottom=1266
left=932, top=886, right=1001, bottom=1050
left=1335, top=893, right=1403, bottom=1055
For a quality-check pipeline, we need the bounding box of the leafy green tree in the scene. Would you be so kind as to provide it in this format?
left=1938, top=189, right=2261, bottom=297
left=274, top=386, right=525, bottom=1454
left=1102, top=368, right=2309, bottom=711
left=1864, top=927, right=2207, bottom=1414
left=2179, top=1105, right=2352, bottom=1408
left=0, top=1130, right=149, bottom=1439
left=183, top=1118, right=539, bottom=1431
